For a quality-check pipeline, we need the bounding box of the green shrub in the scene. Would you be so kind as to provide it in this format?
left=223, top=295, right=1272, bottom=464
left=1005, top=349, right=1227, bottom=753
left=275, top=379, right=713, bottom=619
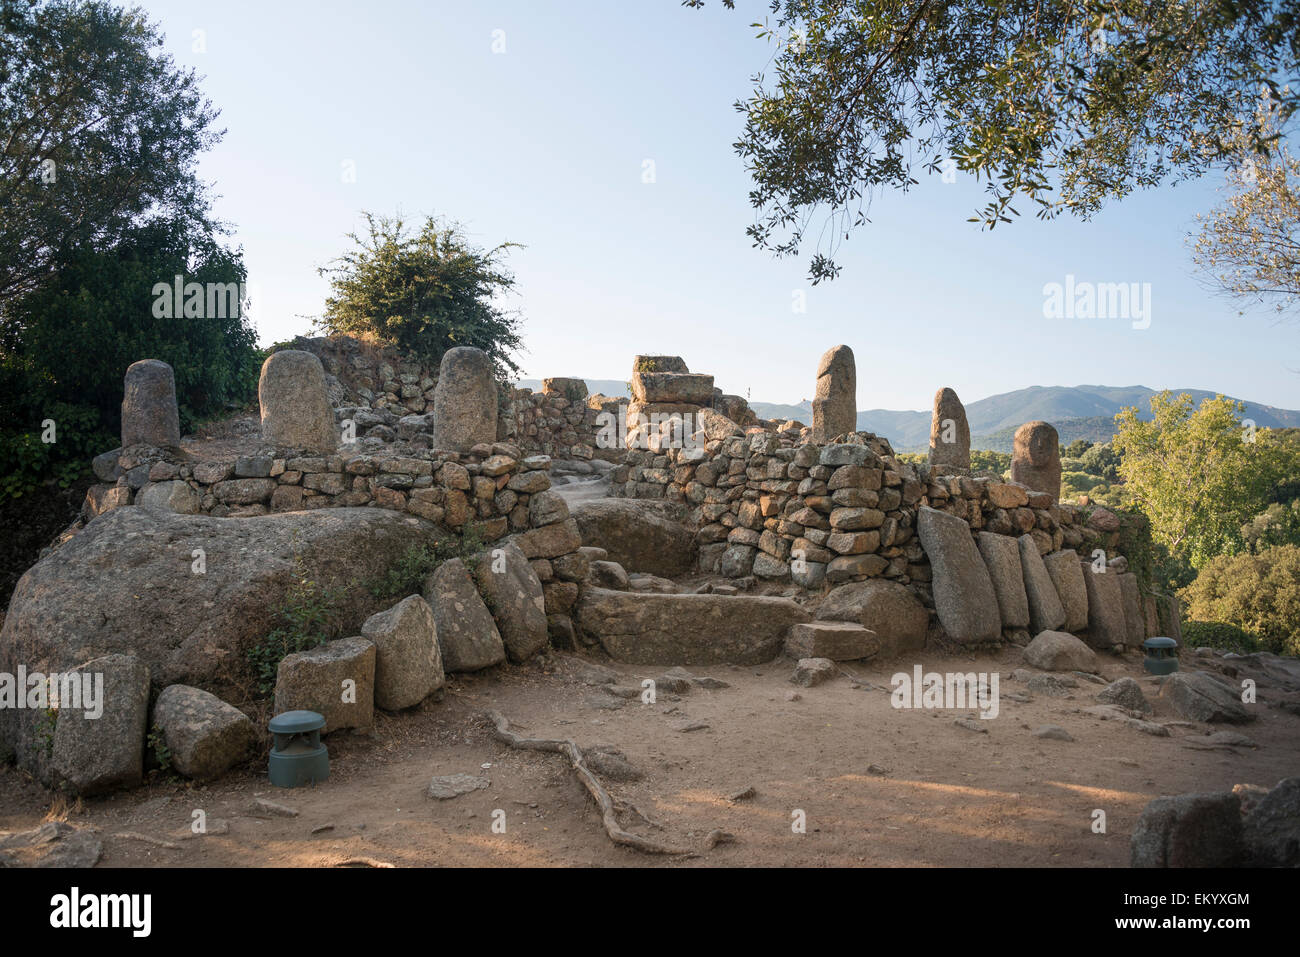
left=147, top=725, right=173, bottom=772
left=368, top=525, right=487, bottom=601
left=247, top=562, right=351, bottom=696
left=1180, top=544, right=1300, bottom=656
left=316, top=212, right=522, bottom=377
left=1181, top=620, right=1261, bottom=654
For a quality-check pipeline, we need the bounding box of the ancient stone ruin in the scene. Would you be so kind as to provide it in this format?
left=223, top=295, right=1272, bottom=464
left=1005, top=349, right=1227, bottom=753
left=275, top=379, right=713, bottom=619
left=4, top=335, right=1290, bottom=871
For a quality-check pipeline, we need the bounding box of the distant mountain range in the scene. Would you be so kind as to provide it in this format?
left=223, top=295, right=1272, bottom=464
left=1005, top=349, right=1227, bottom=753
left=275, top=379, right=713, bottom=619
left=516, top=380, right=1300, bottom=453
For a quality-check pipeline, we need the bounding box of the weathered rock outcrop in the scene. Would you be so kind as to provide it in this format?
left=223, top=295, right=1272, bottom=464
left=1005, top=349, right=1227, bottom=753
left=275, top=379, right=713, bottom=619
left=814, top=579, right=928, bottom=656
left=0, top=506, right=437, bottom=715
left=571, top=499, right=696, bottom=577
left=361, top=594, right=443, bottom=710
left=473, top=541, right=548, bottom=662
left=275, top=636, right=376, bottom=733
left=49, top=654, right=150, bottom=794
left=423, top=558, right=506, bottom=672
left=575, top=589, right=810, bottom=665
left=1022, top=630, right=1098, bottom=672
left=1131, top=791, right=1244, bottom=867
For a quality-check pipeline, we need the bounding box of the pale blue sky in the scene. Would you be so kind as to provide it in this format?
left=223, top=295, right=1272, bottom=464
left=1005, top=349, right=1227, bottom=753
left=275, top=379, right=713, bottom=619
left=138, top=0, right=1299, bottom=411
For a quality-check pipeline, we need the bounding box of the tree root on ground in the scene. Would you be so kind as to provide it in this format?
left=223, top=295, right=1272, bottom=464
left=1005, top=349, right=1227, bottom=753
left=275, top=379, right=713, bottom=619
left=485, top=711, right=689, bottom=856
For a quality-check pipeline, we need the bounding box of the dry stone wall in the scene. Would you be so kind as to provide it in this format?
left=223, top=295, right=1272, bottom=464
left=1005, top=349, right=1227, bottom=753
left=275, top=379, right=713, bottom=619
left=605, top=402, right=1157, bottom=648
left=87, top=441, right=554, bottom=533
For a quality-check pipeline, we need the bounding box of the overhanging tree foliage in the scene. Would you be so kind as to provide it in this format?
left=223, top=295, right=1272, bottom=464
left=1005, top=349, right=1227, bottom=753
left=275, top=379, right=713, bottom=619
left=0, top=0, right=222, bottom=306
left=688, top=0, right=1300, bottom=281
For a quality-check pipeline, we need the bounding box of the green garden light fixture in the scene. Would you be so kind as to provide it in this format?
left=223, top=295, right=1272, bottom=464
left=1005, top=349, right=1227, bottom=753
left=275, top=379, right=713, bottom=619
left=1142, top=637, right=1179, bottom=676
left=268, top=710, right=329, bottom=788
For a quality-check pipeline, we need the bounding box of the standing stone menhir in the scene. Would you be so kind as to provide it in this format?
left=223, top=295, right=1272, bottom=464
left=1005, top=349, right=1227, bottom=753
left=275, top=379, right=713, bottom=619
left=1011, top=420, right=1062, bottom=501
left=259, top=350, right=338, bottom=452
left=928, top=387, right=970, bottom=471
left=811, top=345, right=856, bottom=442
left=432, top=346, right=497, bottom=452
left=121, top=359, right=181, bottom=448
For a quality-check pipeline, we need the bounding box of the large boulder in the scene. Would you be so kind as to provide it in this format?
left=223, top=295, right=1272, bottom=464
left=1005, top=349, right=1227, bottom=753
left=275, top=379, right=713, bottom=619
left=423, top=559, right=506, bottom=672
left=431, top=346, right=497, bottom=452
left=811, top=345, right=856, bottom=442
left=1131, top=791, right=1244, bottom=867
left=151, top=685, right=257, bottom=782
left=916, top=507, right=1000, bottom=643
left=575, top=589, right=810, bottom=665
left=814, top=579, right=928, bottom=656
left=927, top=387, right=970, bottom=471
left=976, top=532, right=1030, bottom=629
left=571, top=499, right=696, bottom=578
left=0, top=506, right=439, bottom=731
left=275, top=636, right=376, bottom=733
left=258, top=350, right=337, bottom=452
left=361, top=594, right=443, bottom=711
left=1158, top=671, right=1255, bottom=724
left=1022, top=630, right=1098, bottom=672
left=1018, top=535, right=1066, bottom=634
left=1010, top=421, right=1061, bottom=501
left=1096, top=676, right=1151, bottom=714
left=48, top=654, right=150, bottom=795
left=121, top=359, right=181, bottom=448
left=1243, top=777, right=1300, bottom=866
left=473, top=541, right=549, bottom=662
left=1043, top=549, right=1088, bottom=633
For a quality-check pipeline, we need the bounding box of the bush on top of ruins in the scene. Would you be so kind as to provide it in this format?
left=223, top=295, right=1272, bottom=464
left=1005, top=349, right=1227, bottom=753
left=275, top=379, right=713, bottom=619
left=316, top=212, right=524, bottom=379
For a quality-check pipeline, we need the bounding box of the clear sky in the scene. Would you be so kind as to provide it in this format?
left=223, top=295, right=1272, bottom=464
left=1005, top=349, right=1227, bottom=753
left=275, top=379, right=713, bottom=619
left=137, top=0, right=1299, bottom=411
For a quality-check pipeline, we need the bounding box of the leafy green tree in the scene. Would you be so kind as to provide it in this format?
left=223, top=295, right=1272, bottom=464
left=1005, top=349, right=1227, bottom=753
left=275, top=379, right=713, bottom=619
left=1079, top=442, right=1122, bottom=483
left=969, top=448, right=1010, bottom=477
left=1240, top=500, right=1300, bottom=552
left=1181, top=544, right=1300, bottom=655
left=687, top=0, right=1299, bottom=280
left=1191, top=97, right=1300, bottom=316
left=1113, top=392, right=1289, bottom=567
left=0, top=0, right=222, bottom=307
left=316, top=212, right=523, bottom=377
left=1063, top=439, right=1092, bottom=459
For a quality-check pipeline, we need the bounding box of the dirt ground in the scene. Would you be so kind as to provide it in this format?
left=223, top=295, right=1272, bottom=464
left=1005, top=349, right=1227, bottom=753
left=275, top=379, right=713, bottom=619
left=2, top=645, right=1296, bottom=868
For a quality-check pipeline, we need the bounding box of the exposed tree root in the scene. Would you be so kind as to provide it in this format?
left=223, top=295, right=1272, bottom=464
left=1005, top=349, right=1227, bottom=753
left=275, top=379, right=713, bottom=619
left=485, top=711, right=689, bottom=856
